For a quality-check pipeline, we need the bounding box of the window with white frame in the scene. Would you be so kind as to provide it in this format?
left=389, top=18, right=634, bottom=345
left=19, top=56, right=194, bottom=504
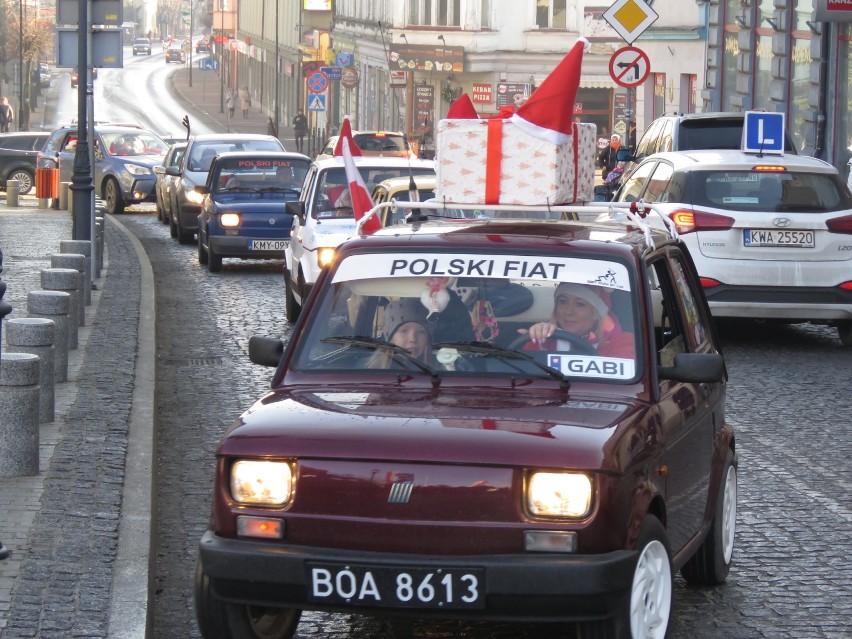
left=536, top=0, right=567, bottom=29
left=408, top=0, right=462, bottom=26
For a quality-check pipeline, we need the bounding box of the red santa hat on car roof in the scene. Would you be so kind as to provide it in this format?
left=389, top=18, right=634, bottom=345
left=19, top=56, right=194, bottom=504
left=446, top=93, right=479, bottom=119
left=509, top=37, right=588, bottom=145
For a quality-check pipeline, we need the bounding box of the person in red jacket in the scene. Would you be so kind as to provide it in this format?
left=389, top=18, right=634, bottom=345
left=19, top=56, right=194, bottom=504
left=521, top=283, right=635, bottom=359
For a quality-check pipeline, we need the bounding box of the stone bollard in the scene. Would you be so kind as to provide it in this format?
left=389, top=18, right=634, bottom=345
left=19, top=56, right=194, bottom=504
left=94, top=217, right=104, bottom=278
left=41, top=268, right=80, bottom=349
left=0, top=352, right=40, bottom=476
left=5, top=179, right=20, bottom=207
left=60, top=240, right=93, bottom=305
left=6, top=318, right=56, bottom=424
left=58, top=182, right=71, bottom=210
left=27, top=290, right=71, bottom=383
left=50, top=253, right=86, bottom=326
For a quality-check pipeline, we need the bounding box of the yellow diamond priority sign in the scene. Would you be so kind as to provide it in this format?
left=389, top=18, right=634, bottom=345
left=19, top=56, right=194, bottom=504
left=602, top=0, right=659, bottom=45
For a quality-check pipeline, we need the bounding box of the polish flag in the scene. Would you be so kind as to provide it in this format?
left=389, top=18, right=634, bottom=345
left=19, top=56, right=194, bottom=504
left=333, top=118, right=362, bottom=156
left=341, top=136, right=381, bottom=235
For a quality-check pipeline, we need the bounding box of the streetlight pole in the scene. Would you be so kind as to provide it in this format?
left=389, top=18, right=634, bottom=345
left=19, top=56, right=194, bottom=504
left=188, top=0, right=193, bottom=87
left=274, top=0, right=279, bottom=139
left=18, top=0, right=23, bottom=131
left=219, top=0, right=224, bottom=113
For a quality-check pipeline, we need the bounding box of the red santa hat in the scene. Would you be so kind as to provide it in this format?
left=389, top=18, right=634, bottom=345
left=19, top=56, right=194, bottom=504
left=446, top=93, right=479, bottom=119
left=510, top=38, right=588, bottom=145
left=333, top=117, right=362, bottom=156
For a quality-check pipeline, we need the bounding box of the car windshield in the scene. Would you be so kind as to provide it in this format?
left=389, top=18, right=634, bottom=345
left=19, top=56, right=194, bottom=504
left=313, top=167, right=435, bottom=219
left=213, top=157, right=310, bottom=192
left=101, top=132, right=169, bottom=157
left=678, top=119, right=797, bottom=154
left=685, top=170, right=851, bottom=213
left=291, top=250, right=640, bottom=384
left=188, top=141, right=284, bottom=172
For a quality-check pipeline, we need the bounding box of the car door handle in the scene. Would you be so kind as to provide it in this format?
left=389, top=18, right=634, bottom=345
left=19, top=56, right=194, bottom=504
left=699, top=383, right=711, bottom=400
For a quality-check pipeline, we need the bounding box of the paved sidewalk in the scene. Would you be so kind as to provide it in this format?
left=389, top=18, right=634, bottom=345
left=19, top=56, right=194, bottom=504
left=0, top=196, right=155, bottom=638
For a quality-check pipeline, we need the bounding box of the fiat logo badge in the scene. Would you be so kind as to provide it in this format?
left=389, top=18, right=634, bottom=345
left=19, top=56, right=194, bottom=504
left=268, top=218, right=276, bottom=225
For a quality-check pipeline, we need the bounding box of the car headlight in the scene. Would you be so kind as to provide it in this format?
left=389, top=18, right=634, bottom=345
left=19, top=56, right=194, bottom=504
left=125, top=164, right=152, bottom=176
left=230, top=460, right=294, bottom=506
left=527, top=471, right=592, bottom=518
left=185, top=188, right=205, bottom=204
left=317, top=247, right=336, bottom=267
left=220, top=212, right=240, bottom=227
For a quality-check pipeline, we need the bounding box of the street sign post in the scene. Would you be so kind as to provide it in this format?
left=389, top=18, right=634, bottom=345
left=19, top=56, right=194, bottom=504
left=602, top=0, right=659, bottom=45
left=609, top=46, right=651, bottom=88
left=742, top=111, right=785, bottom=154
left=307, top=94, right=327, bottom=112
left=307, top=71, right=329, bottom=94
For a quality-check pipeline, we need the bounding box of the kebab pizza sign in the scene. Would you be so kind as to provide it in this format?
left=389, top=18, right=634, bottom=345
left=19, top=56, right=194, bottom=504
left=472, top=83, right=493, bottom=104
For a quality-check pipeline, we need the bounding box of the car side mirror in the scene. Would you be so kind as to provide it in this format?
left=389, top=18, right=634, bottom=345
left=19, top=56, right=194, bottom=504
left=195, top=185, right=210, bottom=195
left=249, top=336, right=284, bottom=367
left=165, top=166, right=180, bottom=177
left=658, top=352, right=726, bottom=383
left=286, top=200, right=306, bottom=226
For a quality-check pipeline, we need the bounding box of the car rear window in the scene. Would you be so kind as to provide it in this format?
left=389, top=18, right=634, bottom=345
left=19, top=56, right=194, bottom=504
left=688, top=170, right=851, bottom=212
left=354, top=133, right=407, bottom=153
left=679, top=120, right=797, bottom=154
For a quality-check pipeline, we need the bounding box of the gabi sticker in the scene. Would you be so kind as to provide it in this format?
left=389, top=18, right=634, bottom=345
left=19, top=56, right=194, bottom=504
left=547, top=354, right=636, bottom=380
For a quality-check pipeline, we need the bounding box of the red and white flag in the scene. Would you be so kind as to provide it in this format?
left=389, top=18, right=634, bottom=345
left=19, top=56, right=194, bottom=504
left=341, top=136, right=381, bottom=234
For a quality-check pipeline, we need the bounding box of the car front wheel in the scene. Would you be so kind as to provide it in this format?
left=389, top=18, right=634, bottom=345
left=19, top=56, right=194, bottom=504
left=681, top=448, right=736, bottom=586
left=284, top=270, right=300, bottom=323
left=194, top=560, right=301, bottom=639
left=104, top=177, right=126, bottom=214
left=8, top=169, right=34, bottom=195
left=837, top=320, right=852, bottom=346
left=576, top=515, right=672, bottom=639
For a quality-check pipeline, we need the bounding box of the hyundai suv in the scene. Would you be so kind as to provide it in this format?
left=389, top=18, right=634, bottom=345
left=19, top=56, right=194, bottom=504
left=132, top=38, right=152, bottom=55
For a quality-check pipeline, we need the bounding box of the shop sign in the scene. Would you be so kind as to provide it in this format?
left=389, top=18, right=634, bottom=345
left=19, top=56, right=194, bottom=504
left=496, top=82, right=530, bottom=108
left=389, top=44, right=465, bottom=73
left=341, top=67, right=359, bottom=89
left=472, top=83, right=493, bottom=104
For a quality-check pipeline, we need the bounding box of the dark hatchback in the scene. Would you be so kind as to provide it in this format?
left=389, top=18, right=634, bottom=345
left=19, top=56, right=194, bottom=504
left=0, top=131, right=49, bottom=195
left=196, top=151, right=310, bottom=272
left=195, top=204, right=737, bottom=639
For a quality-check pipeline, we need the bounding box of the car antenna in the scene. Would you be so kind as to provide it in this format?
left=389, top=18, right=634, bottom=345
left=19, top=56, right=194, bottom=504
left=181, top=115, right=191, bottom=142
left=406, top=159, right=428, bottom=226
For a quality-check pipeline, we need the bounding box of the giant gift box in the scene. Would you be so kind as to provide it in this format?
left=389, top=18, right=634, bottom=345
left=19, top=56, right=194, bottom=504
left=436, top=118, right=597, bottom=205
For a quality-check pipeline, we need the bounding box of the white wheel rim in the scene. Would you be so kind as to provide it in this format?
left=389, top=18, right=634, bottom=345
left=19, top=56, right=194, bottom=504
left=721, top=465, right=737, bottom=563
left=630, top=539, right=672, bottom=639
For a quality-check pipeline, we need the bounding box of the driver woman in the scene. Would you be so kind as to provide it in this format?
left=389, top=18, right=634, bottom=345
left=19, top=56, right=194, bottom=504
left=521, top=283, right=635, bottom=358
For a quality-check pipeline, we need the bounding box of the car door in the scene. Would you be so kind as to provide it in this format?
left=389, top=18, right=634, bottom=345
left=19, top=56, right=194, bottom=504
left=288, top=164, right=320, bottom=277
left=616, top=160, right=657, bottom=202
left=647, top=250, right=720, bottom=553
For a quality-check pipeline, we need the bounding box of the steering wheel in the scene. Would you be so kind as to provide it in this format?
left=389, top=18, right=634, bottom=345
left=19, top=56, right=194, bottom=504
left=508, top=328, right=598, bottom=356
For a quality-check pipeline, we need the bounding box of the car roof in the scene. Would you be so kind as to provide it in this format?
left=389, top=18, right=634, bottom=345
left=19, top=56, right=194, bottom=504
left=349, top=217, right=666, bottom=259
left=642, top=149, right=837, bottom=173
left=312, top=156, right=435, bottom=170
left=189, top=133, right=280, bottom=143
left=374, top=175, right=437, bottom=189
left=213, top=150, right=311, bottom=161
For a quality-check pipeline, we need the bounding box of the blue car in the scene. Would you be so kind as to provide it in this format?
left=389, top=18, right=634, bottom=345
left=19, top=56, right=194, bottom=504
left=196, top=151, right=311, bottom=272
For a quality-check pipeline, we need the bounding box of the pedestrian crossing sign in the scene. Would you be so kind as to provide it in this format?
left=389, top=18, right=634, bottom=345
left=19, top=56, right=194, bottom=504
left=308, top=94, right=326, bottom=112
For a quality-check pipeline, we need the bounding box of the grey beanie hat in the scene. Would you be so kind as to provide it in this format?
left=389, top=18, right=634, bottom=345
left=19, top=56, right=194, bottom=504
left=383, top=298, right=429, bottom=342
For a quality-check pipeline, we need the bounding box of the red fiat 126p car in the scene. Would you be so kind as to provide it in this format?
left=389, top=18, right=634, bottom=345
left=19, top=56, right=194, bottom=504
left=195, top=201, right=737, bottom=639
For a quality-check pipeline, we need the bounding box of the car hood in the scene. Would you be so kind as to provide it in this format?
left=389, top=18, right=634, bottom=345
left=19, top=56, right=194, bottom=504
left=118, top=154, right=165, bottom=169
left=182, top=170, right=208, bottom=186
left=210, top=192, right=299, bottom=208
left=312, top=218, right=356, bottom=243
left=219, top=387, right=646, bottom=471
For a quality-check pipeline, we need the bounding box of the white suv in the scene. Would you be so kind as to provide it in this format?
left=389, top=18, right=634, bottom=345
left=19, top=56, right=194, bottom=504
left=608, top=149, right=852, bottom=344
left=284, top=156, right=435, bottom=321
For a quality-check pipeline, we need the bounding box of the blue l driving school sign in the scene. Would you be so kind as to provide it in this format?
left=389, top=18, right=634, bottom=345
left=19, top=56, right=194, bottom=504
left=742, top=111, right=785, bottom=154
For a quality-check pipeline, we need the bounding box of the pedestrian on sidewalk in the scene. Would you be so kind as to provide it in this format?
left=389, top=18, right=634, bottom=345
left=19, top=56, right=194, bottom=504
left=0, top=97, right=13, bottom=133
left=239, top=86, right=250, bottom=118
left=292, top=109, right=308, bottom=154
left=226, top=88, right=236, bottom=119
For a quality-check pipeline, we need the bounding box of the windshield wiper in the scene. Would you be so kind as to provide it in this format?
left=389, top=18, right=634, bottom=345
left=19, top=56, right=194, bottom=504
left=259, top=186, right=301, bottom=194
left=223, top=185, right=260, bottom=193
left=433, top=341, right=570, bottom=389
left=321, top=335, right=440, bottom=386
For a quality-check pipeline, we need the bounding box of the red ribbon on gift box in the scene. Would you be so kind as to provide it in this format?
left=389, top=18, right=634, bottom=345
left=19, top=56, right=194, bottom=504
left=483, top=117, right=582, bottom=205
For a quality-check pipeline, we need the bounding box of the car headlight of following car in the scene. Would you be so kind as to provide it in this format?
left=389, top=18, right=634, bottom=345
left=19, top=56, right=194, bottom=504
left=185, top=187, right=205, bottom=204
left=230, top=460, right=294, bottom=506
left=317, top=247, right=336, bottom=267
left=526, top=471, right=592, bottom=518
left=125, top=164, right=152, bottom=176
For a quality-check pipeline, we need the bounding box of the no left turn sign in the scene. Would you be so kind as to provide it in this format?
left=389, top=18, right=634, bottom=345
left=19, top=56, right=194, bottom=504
left=609, top=46, right=651, bottom=89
